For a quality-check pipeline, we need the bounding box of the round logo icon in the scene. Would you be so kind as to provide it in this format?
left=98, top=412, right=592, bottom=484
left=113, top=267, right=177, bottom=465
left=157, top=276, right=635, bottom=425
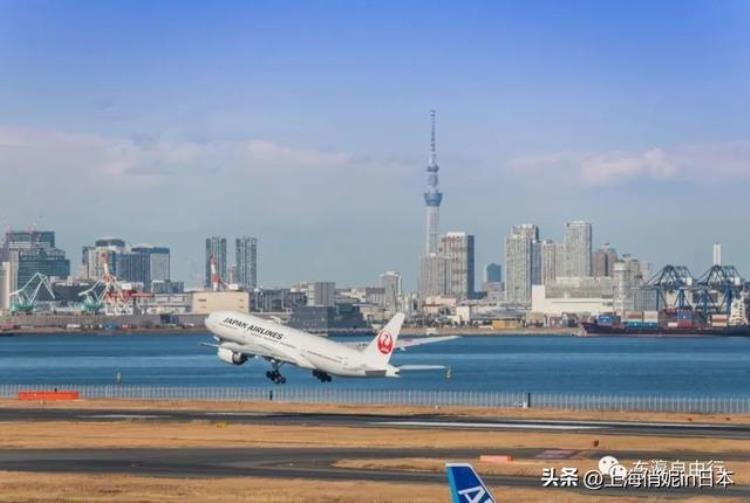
left=598, top=456, right=626, bottom=477
left=377, top=331, right=394, bottom=354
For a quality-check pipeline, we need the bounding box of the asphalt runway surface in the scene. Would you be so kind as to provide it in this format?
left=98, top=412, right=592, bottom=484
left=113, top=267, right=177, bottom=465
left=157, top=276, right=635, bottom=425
left=1, top=407, right=748, bottom=498
left=0, top=406, right=749, bottom=439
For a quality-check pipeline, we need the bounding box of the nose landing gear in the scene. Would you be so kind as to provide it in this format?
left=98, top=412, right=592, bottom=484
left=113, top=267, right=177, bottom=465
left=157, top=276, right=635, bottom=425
left=312, top=369, right=332, bottom=383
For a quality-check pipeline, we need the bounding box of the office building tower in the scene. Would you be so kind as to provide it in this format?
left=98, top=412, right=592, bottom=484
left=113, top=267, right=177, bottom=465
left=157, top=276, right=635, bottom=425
left=540, top=239, right=559, bottom=285
left=307, top=281, right=336, bottom=307
left=484, top=263, right=502, bottom=284
left=440, top=232, right=475, bottom=299
left=713, top=242, right=722, bottom=266
left=205, top=237, right=227, bottom=288
left=380, top=271, right=402, bottom=314
left=2, top=230, right=70, bottom=287
left=235, top=237, right=258, bottom=289
left=131, top=245, right=170, bottom=289
left=592, top=243, right=618, bottom=277
left=504, top=224, right=539, bottom=303
left=420, top=255, right=448, bottom=297
left=613, top=255, right=644, bottom=314
left=115, top=252, right=150, bottom=286
left=564, top=221, right=592, bottom=277
left=531, top=240, right=542, bottom=286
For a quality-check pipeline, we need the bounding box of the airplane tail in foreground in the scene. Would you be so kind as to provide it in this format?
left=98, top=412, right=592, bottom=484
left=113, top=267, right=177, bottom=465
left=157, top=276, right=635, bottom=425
left=446, top=463, right=496, bottom=503
left=361, top=312, right=405, bottom=367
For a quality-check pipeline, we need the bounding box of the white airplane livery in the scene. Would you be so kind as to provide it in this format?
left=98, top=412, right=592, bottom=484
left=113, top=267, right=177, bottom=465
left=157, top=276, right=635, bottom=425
left=204, top=311, right=457, bottom=383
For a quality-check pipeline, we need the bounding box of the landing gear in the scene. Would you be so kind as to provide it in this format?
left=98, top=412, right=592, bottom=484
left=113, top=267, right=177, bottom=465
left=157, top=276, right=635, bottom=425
left=313, top=369, right=332, bottom=383
left=265, top=360, right=286, bottom=384
left=265, top=370, right=286, bottom=384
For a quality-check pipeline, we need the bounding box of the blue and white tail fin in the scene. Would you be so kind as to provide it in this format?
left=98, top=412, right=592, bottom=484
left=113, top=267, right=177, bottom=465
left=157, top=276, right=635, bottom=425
left=446, top=463, right=496, bottom=503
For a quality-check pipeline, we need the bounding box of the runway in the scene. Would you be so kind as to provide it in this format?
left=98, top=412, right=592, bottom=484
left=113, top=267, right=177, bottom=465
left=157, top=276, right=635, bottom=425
left=0, top=446, right=747, bottom=498
left=1, top=406, right=748, bottom=498
left=0, top=406, right=749, bottom=438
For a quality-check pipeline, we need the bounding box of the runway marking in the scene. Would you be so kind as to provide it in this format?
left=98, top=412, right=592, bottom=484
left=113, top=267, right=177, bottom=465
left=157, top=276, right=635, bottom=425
left=535, top=449, right=578, bottom=459
left=373, top=421, right=604, bottom=430
left=204, top=412, right=272, bottom=417
left=88, top=414, right=162, bottom=420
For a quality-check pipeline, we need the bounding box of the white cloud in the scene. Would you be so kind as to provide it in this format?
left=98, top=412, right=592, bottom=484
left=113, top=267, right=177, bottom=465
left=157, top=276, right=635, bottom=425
left=509, top=140, right=750, bottom=187
left=0, top=126, right=355, bottom=187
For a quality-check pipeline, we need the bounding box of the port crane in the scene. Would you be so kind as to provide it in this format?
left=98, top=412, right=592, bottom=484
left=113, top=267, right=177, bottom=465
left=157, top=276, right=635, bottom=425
left=643, top=264, right=747, bottom=315
left=78, top=251, right=152, bottom=315
left=10, top=273, right=55, bottom=314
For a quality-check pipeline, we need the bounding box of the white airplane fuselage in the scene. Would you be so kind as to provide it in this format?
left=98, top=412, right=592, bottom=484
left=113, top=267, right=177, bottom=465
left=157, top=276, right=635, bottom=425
left=205, top=311, right=400, bottom=378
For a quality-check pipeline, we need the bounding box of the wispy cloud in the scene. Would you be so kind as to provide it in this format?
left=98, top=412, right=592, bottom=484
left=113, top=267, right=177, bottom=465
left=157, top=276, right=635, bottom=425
left=0, top=126, right=355, bottom=186
left=509, top=140, right=750, bottom=187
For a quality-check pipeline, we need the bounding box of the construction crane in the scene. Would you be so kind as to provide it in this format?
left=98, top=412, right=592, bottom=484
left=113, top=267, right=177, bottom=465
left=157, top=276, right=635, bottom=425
left=78, top=251, right=143, bottom=315
left=210, top=254, right=227, bottom=292
left=10, top=273, right=55, bottom=314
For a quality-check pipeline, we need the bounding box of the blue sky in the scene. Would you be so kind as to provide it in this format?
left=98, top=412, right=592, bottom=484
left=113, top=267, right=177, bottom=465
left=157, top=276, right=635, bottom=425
left=1, top=0, right=749, bottom=288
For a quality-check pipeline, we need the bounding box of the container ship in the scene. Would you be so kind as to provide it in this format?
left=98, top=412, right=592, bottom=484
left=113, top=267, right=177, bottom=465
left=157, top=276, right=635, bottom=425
left=582, top=298, right=750, bottom=336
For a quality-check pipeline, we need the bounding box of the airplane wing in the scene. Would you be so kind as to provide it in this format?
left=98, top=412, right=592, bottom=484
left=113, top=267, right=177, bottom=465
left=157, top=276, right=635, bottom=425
left=343, top=335, right=459, bottom=351
left=397, top=364, right=448, bottom=371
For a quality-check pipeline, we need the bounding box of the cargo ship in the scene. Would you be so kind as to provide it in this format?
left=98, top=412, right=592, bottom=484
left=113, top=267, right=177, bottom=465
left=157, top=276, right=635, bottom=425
left=581, top=298, right=750, bottom=337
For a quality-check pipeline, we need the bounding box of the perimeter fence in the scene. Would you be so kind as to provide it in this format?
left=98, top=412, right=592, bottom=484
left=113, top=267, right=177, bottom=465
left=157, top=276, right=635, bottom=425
left=0, top=384, right=747, bottom=414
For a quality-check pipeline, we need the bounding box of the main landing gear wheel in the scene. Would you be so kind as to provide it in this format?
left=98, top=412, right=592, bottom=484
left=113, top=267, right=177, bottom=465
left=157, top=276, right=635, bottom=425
left=265, top=370, right=286, bottom=384
left=312, top=369, right=332, bottom=383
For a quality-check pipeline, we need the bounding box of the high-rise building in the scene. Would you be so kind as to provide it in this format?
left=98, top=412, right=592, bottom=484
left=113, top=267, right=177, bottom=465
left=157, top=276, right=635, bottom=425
left=540, top=239, right=558, bottom=285
left=531, top=240, right=542, bottom=286
left=115, top=252, right=150, bottom=286
left=235, top=237, right=258, bottom=289
left=592, top=243, right=618, bottom=277
left=380, top=271, right=402, bottom=314
left=440, top=232, right=475, bottom=299
left=0, top=261, right=14, bottom=311
left=713, top=242, right=722, bottom=266
left=307, top=281, right=335, bottom=307
left=3, top=230, right=70, bottom=287
left=131, top=245, right=170, bottom=285
left=420, top=255, right=448, bottom=297
left=205, top=237, right=227, bottom=288
left=564, top=221, right=592, bottom=277
left=504, top=224, right=539, bottom=303
left=484, top=263, right=502, bottom=284
left=419, top=110, right=448, bottom=299
left=613, top=255, right=644, bottom=314
left=554, top=241, right=566, bottom=278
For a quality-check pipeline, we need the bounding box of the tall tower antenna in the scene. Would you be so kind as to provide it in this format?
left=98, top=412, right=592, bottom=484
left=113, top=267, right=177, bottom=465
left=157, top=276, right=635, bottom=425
left=423, top=110, right=443, bottom=255
left=429, top=109, right=437, bottom=166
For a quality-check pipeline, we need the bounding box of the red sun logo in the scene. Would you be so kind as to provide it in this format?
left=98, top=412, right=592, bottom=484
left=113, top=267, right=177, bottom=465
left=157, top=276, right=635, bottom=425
left=377, top=331, right=394, bottom=354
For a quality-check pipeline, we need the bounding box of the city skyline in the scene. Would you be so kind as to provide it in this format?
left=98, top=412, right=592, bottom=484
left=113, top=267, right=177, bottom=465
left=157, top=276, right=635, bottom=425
left=2, top=1, right=750, bottom=288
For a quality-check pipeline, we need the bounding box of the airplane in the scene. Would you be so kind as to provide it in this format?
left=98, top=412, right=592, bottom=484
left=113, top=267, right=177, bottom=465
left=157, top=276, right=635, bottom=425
left=203, top=311, right=458, bottom=384
left=446, top=463, right=496, bottom=503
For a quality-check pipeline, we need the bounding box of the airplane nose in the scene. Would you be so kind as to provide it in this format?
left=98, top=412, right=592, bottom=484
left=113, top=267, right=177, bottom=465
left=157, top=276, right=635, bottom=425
left=204, top=313, right=215, bottom=331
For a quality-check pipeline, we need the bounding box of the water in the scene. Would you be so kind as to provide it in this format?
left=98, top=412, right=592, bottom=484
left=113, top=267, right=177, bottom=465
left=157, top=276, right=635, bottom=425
left=0, top=333, right=748, bottom=396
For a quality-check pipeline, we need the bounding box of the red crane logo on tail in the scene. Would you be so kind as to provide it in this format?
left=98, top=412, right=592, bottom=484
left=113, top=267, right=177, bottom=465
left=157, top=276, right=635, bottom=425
left=377, top=331, right=394, bottom=355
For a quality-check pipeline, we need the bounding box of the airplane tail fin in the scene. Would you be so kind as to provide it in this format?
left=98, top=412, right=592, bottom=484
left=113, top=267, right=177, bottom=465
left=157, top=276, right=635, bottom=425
left=446, top=463, right=496, bottom=503
left=361, top=313, right=405, bottom=367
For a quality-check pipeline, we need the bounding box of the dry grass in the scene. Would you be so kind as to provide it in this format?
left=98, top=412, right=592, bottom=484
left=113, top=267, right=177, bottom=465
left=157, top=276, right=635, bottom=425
left=1, top=398, right=747, bottom=424
left=0, top=420, right=748, bottom=456
left=0, top=399, right=747, bottom=502
left=0, top=471, right=733, bottom=503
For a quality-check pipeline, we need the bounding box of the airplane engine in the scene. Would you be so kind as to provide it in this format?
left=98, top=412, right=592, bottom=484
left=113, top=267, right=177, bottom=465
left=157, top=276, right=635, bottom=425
left=217, top=347, right=248, bottom=366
